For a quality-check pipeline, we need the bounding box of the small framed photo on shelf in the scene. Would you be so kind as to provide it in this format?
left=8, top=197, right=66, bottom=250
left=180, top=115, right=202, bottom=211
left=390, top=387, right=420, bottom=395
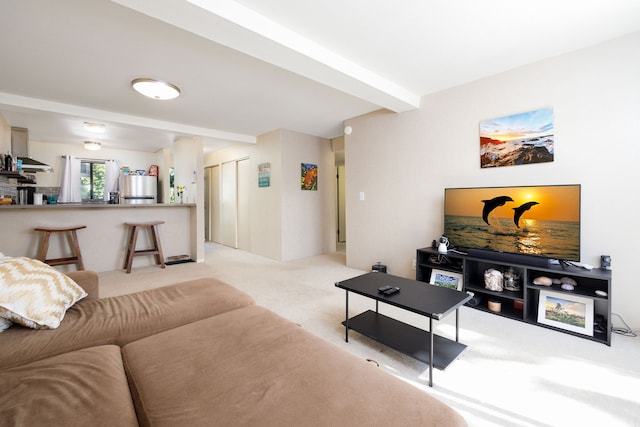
left=429, top=269, right=463, bottom=291
left=537, top=290, right=594, bottom=336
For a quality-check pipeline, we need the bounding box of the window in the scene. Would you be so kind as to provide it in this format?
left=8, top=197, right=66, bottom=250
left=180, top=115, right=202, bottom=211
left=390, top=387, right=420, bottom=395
left=80, top=160, right=105, bottom=201
left=169, top=167, right=175, bottom=203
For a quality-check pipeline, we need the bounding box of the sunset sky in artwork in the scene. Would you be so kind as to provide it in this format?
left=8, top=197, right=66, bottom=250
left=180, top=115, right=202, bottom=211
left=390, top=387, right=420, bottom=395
left=480, top=107, right=554, bottom=142
left=445, top=185, right=580, bottom=222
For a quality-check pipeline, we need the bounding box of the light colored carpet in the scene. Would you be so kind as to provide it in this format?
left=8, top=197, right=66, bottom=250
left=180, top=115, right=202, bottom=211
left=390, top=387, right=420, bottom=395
left=98, top=243, right=640, bottom=427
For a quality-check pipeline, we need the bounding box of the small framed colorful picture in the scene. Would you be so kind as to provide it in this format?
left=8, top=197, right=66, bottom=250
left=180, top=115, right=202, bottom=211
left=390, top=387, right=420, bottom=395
left=429, top=269, right=463, bottom=291
left=537, top=290, right=594, bottom=336
left=258, top=163, right=270, bottom=188
left=301, top=163, right=317, bottom=191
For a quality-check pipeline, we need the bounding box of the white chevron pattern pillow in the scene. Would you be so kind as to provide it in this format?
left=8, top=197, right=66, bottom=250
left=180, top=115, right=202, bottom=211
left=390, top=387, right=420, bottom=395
left=0, top=317, right=11, bottom=332
left=0, top=257, right=87, bottom=329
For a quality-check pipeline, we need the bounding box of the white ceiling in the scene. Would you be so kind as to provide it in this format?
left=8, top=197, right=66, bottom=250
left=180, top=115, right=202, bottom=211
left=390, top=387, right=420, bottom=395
left=1, top=0, right=639, bottom=153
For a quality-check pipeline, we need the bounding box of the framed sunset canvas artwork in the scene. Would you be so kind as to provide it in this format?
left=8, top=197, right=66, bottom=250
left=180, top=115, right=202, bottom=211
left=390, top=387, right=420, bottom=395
left=480, top=107, right=554, bottom=168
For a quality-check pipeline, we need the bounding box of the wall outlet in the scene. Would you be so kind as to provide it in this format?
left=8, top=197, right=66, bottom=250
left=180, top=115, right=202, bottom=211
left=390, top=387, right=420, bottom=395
left=412, top=259, right=416, bottom=269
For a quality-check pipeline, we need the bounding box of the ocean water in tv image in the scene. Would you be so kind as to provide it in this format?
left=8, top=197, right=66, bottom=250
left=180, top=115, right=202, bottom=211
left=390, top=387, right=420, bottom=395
left=445, top=215, right=580, bottom=260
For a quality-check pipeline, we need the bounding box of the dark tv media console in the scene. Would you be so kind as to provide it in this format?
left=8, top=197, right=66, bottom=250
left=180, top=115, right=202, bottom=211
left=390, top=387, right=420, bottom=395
left=417, top=247, right=612, bottom=345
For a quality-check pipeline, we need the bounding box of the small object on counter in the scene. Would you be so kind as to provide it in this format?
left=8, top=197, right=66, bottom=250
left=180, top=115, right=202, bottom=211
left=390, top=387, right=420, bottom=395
left=48, top=195, right=57, bottom=205
left=381, top=286, right=400, bottom=296
left=371, top=262, right=387, bottom=273
left=503, top=267, right=520, bottom=291
left=484, top=268, right=504, bottom=292
left=0, top=197, right=12, bottom=205
left=488, top=300, right=502, bottom=312
left=4, top=153, right=12, bottom=171
left=533, top=276, right=553, bottom=286
left=109, top=192, right=120, bottom=204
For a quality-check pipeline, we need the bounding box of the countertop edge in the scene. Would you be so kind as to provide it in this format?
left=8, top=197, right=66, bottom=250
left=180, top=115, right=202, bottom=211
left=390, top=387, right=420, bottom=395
left=0, top=203, right=196, bottom=209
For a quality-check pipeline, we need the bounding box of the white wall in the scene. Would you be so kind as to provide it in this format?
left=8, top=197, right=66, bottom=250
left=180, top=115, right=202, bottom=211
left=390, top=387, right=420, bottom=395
left=174, top=137, right=204, bottom=262
left=0, top=114, right=10, bottom=156
left=280, top=130, right=335, bottom=261
left=345, top=32, right=640, bottom=327
left=251, top=130, right=282, bottom=259
left=157, top=147, right=173, bottom=203
left=205, top=129, right=336, bottom=261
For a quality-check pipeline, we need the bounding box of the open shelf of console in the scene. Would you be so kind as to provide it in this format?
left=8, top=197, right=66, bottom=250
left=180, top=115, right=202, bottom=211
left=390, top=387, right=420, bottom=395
left=416, top=247, right=611, bottom=345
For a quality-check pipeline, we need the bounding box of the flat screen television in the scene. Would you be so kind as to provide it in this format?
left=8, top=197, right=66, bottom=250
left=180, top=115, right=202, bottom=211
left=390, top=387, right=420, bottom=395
left=444, top=184, right=581, bottom=262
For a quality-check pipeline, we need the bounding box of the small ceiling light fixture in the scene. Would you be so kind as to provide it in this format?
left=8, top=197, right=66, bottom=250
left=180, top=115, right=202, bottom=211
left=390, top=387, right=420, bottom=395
left=84, top=121, right=106, bottom=133
left=84, top=141, right=101, bottom=151
left=131, top=78, right=181, bottom=100
left=344, top=125, right=353, bottom=135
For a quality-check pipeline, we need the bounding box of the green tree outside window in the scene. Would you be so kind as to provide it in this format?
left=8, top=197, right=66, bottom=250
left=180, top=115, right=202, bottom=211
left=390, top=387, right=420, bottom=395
left=80, top=161, right=105, bottom=201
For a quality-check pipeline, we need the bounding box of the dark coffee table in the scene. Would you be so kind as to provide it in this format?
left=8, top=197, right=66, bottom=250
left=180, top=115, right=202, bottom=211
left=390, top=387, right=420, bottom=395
left=335, top=272, right=471, bottom=387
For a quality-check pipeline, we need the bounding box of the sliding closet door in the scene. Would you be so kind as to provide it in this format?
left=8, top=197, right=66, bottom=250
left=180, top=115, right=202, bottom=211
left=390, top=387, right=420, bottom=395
left=221, top=161, right=238, bottom=248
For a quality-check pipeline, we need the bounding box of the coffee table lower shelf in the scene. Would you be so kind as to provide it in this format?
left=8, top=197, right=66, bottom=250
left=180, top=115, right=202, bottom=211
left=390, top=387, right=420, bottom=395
left=342, top=310, right=467, bottom=369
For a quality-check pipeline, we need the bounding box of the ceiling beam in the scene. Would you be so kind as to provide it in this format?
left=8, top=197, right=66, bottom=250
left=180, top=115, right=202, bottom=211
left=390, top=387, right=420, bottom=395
left=112, top=0, right=421, bottom=112
left=0, top=92, right=256, bottom=144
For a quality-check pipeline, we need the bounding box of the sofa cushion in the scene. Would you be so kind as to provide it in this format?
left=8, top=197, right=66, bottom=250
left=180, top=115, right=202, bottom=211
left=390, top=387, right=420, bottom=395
left=0, top=257, right=87, bottom=329
left=122, top=305, right=466, bottom=427
left=66, top=270, right=100, bottom=300
left=0, top=277, right=255, bottom=370
left=0, top=345, right=138, bottom=427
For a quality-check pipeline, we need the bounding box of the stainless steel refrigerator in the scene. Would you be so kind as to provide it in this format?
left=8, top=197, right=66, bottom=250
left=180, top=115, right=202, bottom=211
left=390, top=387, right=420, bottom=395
left=119, top=175, right=157, bottom=204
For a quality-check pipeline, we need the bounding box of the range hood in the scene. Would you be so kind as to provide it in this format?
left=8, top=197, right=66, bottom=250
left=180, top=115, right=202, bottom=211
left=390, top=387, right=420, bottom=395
left=11, top=127, right=53, bottom=173
left=17, top=156, right=53, bottom=173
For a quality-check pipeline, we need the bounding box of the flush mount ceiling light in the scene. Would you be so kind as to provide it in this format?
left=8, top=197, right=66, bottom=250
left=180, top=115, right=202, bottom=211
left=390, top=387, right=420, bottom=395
left=131, top=78, right=181, bottom=100
left=84, top=121, right=106, bottom=133
left=84, top=141, right=101, bottom=151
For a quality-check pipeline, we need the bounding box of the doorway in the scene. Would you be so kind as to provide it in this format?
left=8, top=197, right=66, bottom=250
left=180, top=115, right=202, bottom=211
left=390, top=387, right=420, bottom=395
left=336, top=165, right=346, bottom=243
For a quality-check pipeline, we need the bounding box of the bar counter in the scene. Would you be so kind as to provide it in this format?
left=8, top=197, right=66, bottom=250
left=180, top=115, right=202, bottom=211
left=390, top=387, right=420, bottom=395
left=0, top=203, right=195, bottom=209
left=0, top=203, right=196, bottom=272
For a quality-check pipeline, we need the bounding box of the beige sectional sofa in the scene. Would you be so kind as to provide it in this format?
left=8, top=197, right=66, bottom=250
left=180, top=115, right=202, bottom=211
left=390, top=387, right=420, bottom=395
left=0, top=271, right=466, bottom=426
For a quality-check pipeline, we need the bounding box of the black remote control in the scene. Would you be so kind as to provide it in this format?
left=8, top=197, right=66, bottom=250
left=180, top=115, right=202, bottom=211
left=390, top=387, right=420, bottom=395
left=378, top=285, right=393, bottom=292
left=381, top=286, right=400, bottom=296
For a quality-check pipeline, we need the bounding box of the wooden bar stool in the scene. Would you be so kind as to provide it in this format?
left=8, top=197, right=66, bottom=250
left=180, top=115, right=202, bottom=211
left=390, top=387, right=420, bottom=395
left=34, top=225, right=86, bottom=270
left=123, top=221, right=166, bottom=273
